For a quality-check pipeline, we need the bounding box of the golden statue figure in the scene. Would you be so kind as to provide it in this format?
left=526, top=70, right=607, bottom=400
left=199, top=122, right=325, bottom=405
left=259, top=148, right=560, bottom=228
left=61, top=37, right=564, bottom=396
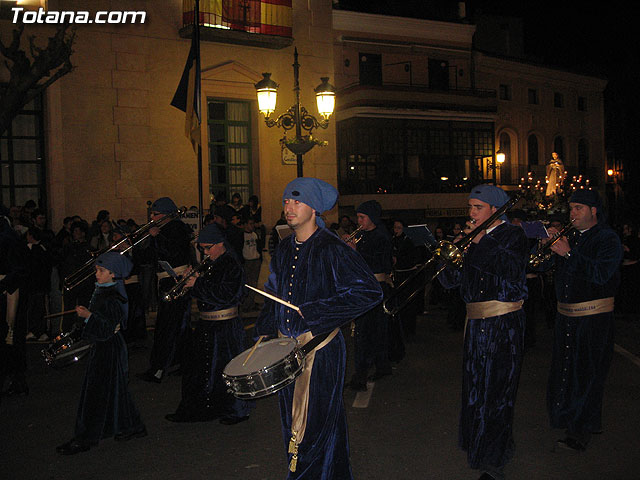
left=545, top=152, right=564, bottom=196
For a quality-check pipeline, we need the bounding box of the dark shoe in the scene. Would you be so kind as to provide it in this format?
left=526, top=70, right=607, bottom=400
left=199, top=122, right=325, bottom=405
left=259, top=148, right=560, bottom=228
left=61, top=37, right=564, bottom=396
left=556, top=437, right=585, bottom=452
left=348, top=380, right=367, bottom=392
left=478, top=473, right=496, bottom=480
left=56, top=439, right=90, bottom=455
left=136, top=371, right=161, bottom=384
left=219, top=415, right=249, bottom=425
left=114, top=426, right=147, bottom=441
left=368, top=369, right=392, bottom=381
left=165, top=413, right=190, bottom=423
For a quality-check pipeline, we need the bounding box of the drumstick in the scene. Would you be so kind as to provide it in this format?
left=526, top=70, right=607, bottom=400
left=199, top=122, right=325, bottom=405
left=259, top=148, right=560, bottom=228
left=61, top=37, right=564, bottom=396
left=44, top=309, right=77, bottom=319
left=244, top=284, right=300, bottom=313
left=243, top=335, right=266, bottom=367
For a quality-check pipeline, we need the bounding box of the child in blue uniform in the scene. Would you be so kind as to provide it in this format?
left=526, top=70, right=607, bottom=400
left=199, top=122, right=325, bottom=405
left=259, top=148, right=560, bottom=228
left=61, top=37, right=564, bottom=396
left=56, top=252, right=146, bottom=455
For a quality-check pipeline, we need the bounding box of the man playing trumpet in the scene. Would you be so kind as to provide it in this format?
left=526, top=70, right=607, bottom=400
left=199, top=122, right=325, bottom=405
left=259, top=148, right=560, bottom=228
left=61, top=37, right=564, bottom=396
left=546, top=190, right=622, bottom=452
left=439, top=184, right=528, bottom=480
left=165, top=223, right=252, bottom=424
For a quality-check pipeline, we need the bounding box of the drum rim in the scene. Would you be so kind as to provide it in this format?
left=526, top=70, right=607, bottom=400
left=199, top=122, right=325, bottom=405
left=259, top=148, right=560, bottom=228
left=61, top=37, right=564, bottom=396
left=223, top=337, right=299, bottom=376
left=229, top=358, right=306, bottom=399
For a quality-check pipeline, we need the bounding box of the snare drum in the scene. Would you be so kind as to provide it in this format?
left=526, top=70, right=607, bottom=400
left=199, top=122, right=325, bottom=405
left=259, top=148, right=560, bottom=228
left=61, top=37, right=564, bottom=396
left=41, top=327, right=91, bottom=368
left=223, top=337, right=305, bottom=399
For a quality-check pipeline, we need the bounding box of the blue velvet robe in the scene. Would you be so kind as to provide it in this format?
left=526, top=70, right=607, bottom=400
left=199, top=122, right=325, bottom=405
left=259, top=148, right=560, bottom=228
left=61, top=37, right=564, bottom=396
left=547, top=223, right=622, bottom=439
left=439, top=222, right=528, bottom=470
left=75, top=285, right=144, bottom=444
left=174, top=250, right=252, bottom=420
left=256, top=227, right=382, bottom=480
left=354, top=226, right=395, bottom=376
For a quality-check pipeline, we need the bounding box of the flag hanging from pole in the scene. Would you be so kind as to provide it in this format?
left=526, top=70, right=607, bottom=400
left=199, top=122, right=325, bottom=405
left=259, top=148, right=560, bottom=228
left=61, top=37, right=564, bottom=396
left=171, top=0, right=201, bottom=151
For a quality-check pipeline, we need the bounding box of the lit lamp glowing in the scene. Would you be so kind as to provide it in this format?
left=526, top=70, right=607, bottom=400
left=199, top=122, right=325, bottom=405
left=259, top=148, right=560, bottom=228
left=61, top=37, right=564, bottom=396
left=607, top=169, right=614, bottom=177
left=496, top=149, right=506, bottom=164
left=255, top=73, right=278, bottom=119
left=314, top=77, right=336, bottom=120
left=254, top=48, right=335, bottom=177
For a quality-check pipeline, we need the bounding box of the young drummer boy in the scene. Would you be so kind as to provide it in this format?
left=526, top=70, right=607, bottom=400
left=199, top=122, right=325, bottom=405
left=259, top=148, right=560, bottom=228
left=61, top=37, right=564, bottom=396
left=57, top=252, right=146, bottom=455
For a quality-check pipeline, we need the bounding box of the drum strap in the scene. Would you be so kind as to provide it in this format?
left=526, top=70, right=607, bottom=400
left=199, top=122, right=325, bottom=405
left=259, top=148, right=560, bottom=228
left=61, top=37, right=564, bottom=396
left=282, top=328, right=339, bottom=472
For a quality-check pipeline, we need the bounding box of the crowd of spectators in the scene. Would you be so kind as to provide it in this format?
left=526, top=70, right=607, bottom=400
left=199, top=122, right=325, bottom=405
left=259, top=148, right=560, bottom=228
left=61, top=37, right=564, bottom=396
left=3, top=197, right=639, bottom=350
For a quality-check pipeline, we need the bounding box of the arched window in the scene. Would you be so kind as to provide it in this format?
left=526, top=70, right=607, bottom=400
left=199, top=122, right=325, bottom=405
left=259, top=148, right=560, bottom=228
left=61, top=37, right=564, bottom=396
left=527, top=134, right=538, bottom=167
left=578, top=139, right=588, bottom=175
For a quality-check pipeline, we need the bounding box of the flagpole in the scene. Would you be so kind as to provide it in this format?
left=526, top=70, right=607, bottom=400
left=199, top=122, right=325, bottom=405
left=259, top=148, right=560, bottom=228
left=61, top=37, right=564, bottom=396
left=195, top=0, right=203, bottom=230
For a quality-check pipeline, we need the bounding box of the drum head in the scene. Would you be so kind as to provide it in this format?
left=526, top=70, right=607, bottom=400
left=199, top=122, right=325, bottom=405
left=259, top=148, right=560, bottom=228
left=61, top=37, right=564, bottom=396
left=224, top=338, right=297, bottom=376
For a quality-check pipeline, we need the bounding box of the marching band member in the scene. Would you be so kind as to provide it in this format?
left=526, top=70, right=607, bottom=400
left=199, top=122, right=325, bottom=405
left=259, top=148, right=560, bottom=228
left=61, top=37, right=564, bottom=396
left=57, top=252, right=146, bottom=455
left=438, top=184, right=528, bottom=480
left=547, top=190, right=623, bottom=452
left=137, top=197, right=193, bottom=383
left=256, top=177, right=382, bottom=479
left=348, top=200, right=394, bottom=391
left=165, top=223, right=252, bottom=424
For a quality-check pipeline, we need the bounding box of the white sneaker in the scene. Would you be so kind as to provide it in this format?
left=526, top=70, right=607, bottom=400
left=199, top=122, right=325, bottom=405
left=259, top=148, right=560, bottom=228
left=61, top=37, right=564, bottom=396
left=25, top=332, right=36, bottom=341
left=38, top=333, right=50, bottom=342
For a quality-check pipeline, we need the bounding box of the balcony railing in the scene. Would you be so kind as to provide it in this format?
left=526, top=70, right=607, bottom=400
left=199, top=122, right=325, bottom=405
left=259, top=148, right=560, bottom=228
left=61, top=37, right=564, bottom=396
left=180, top=0, right=293, bottom=49
left=337, top=82, right=497, bottom=115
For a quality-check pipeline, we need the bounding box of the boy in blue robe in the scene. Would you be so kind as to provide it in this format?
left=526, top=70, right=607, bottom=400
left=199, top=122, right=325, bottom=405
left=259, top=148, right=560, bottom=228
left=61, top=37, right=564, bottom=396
left=256, top=177, right=382, bottom=479
left=57, top=252, right=146, bottom=455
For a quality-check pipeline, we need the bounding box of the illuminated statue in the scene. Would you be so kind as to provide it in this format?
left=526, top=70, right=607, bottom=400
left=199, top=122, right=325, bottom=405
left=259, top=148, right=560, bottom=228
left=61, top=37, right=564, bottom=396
left=545, top=152, right=565, bottom=196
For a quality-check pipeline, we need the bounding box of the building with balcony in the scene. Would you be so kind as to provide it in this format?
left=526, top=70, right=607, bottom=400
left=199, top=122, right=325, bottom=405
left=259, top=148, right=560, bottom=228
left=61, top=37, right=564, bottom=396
left=332, top=8, right=608, bottom=222
left=1, top=0, right=336, bottom=228
left=1, top=0, right=607, bottom=230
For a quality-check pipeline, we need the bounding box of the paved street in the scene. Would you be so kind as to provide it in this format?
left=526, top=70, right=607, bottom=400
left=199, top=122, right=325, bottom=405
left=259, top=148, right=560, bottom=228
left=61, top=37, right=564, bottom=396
left=2, top=307, right=640, bottom=480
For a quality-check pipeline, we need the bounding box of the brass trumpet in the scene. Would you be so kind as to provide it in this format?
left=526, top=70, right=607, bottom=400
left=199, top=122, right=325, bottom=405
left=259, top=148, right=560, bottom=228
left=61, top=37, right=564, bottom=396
left=162, top=255, right=213, bottom=302
left=343, top=225, right=364, bottom=244
left=383, top=193, right=521, bottom=316
left=529, top=220, right=575, bottom=268
left=63, top=207, right=185, bottom=292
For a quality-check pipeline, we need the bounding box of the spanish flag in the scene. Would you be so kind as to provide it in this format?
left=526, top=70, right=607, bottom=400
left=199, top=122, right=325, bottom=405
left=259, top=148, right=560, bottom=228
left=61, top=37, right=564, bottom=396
left=171, top=0, right=201, bottom=151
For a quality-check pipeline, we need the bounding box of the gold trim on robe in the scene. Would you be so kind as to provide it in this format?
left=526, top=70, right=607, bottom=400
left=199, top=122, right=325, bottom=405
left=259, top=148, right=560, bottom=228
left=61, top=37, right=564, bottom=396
left=557, top=297, right=614, bottom=317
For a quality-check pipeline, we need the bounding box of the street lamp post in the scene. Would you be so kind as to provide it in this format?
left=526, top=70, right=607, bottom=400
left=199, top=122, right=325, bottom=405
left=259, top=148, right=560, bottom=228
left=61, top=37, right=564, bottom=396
left=491, top=149, right=506, bottom=184
left=255, top=48, right=335, bottom=177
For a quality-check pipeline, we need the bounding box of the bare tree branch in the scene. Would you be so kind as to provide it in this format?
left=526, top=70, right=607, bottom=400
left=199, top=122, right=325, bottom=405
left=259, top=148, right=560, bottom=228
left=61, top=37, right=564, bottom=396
left=0, top=24, right=75, bottom=136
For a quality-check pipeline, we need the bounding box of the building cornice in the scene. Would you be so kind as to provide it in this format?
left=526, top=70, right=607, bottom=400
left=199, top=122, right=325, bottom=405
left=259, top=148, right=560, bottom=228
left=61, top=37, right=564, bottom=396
left=476, top=52, right=608, bottom=90
left=332, top=10, right=475, bottom=46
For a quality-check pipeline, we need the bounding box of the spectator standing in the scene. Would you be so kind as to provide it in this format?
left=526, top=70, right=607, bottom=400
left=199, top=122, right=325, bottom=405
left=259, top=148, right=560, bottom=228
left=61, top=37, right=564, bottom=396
left=241, top=218, right=262, bottom=313
left=89, top=220, right=113, bottom=252
left=24, top=227, right=52, bottom=342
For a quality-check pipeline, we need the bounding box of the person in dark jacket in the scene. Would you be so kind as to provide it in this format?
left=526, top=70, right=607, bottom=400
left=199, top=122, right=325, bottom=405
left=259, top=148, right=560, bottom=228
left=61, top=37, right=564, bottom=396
left=348, top=200, right=395, bottom=390
left=1, top=206, right=30, bottom=397
left=24, top=227, right=52, bottom=341
left=137, top=197, right=193, bottom=383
